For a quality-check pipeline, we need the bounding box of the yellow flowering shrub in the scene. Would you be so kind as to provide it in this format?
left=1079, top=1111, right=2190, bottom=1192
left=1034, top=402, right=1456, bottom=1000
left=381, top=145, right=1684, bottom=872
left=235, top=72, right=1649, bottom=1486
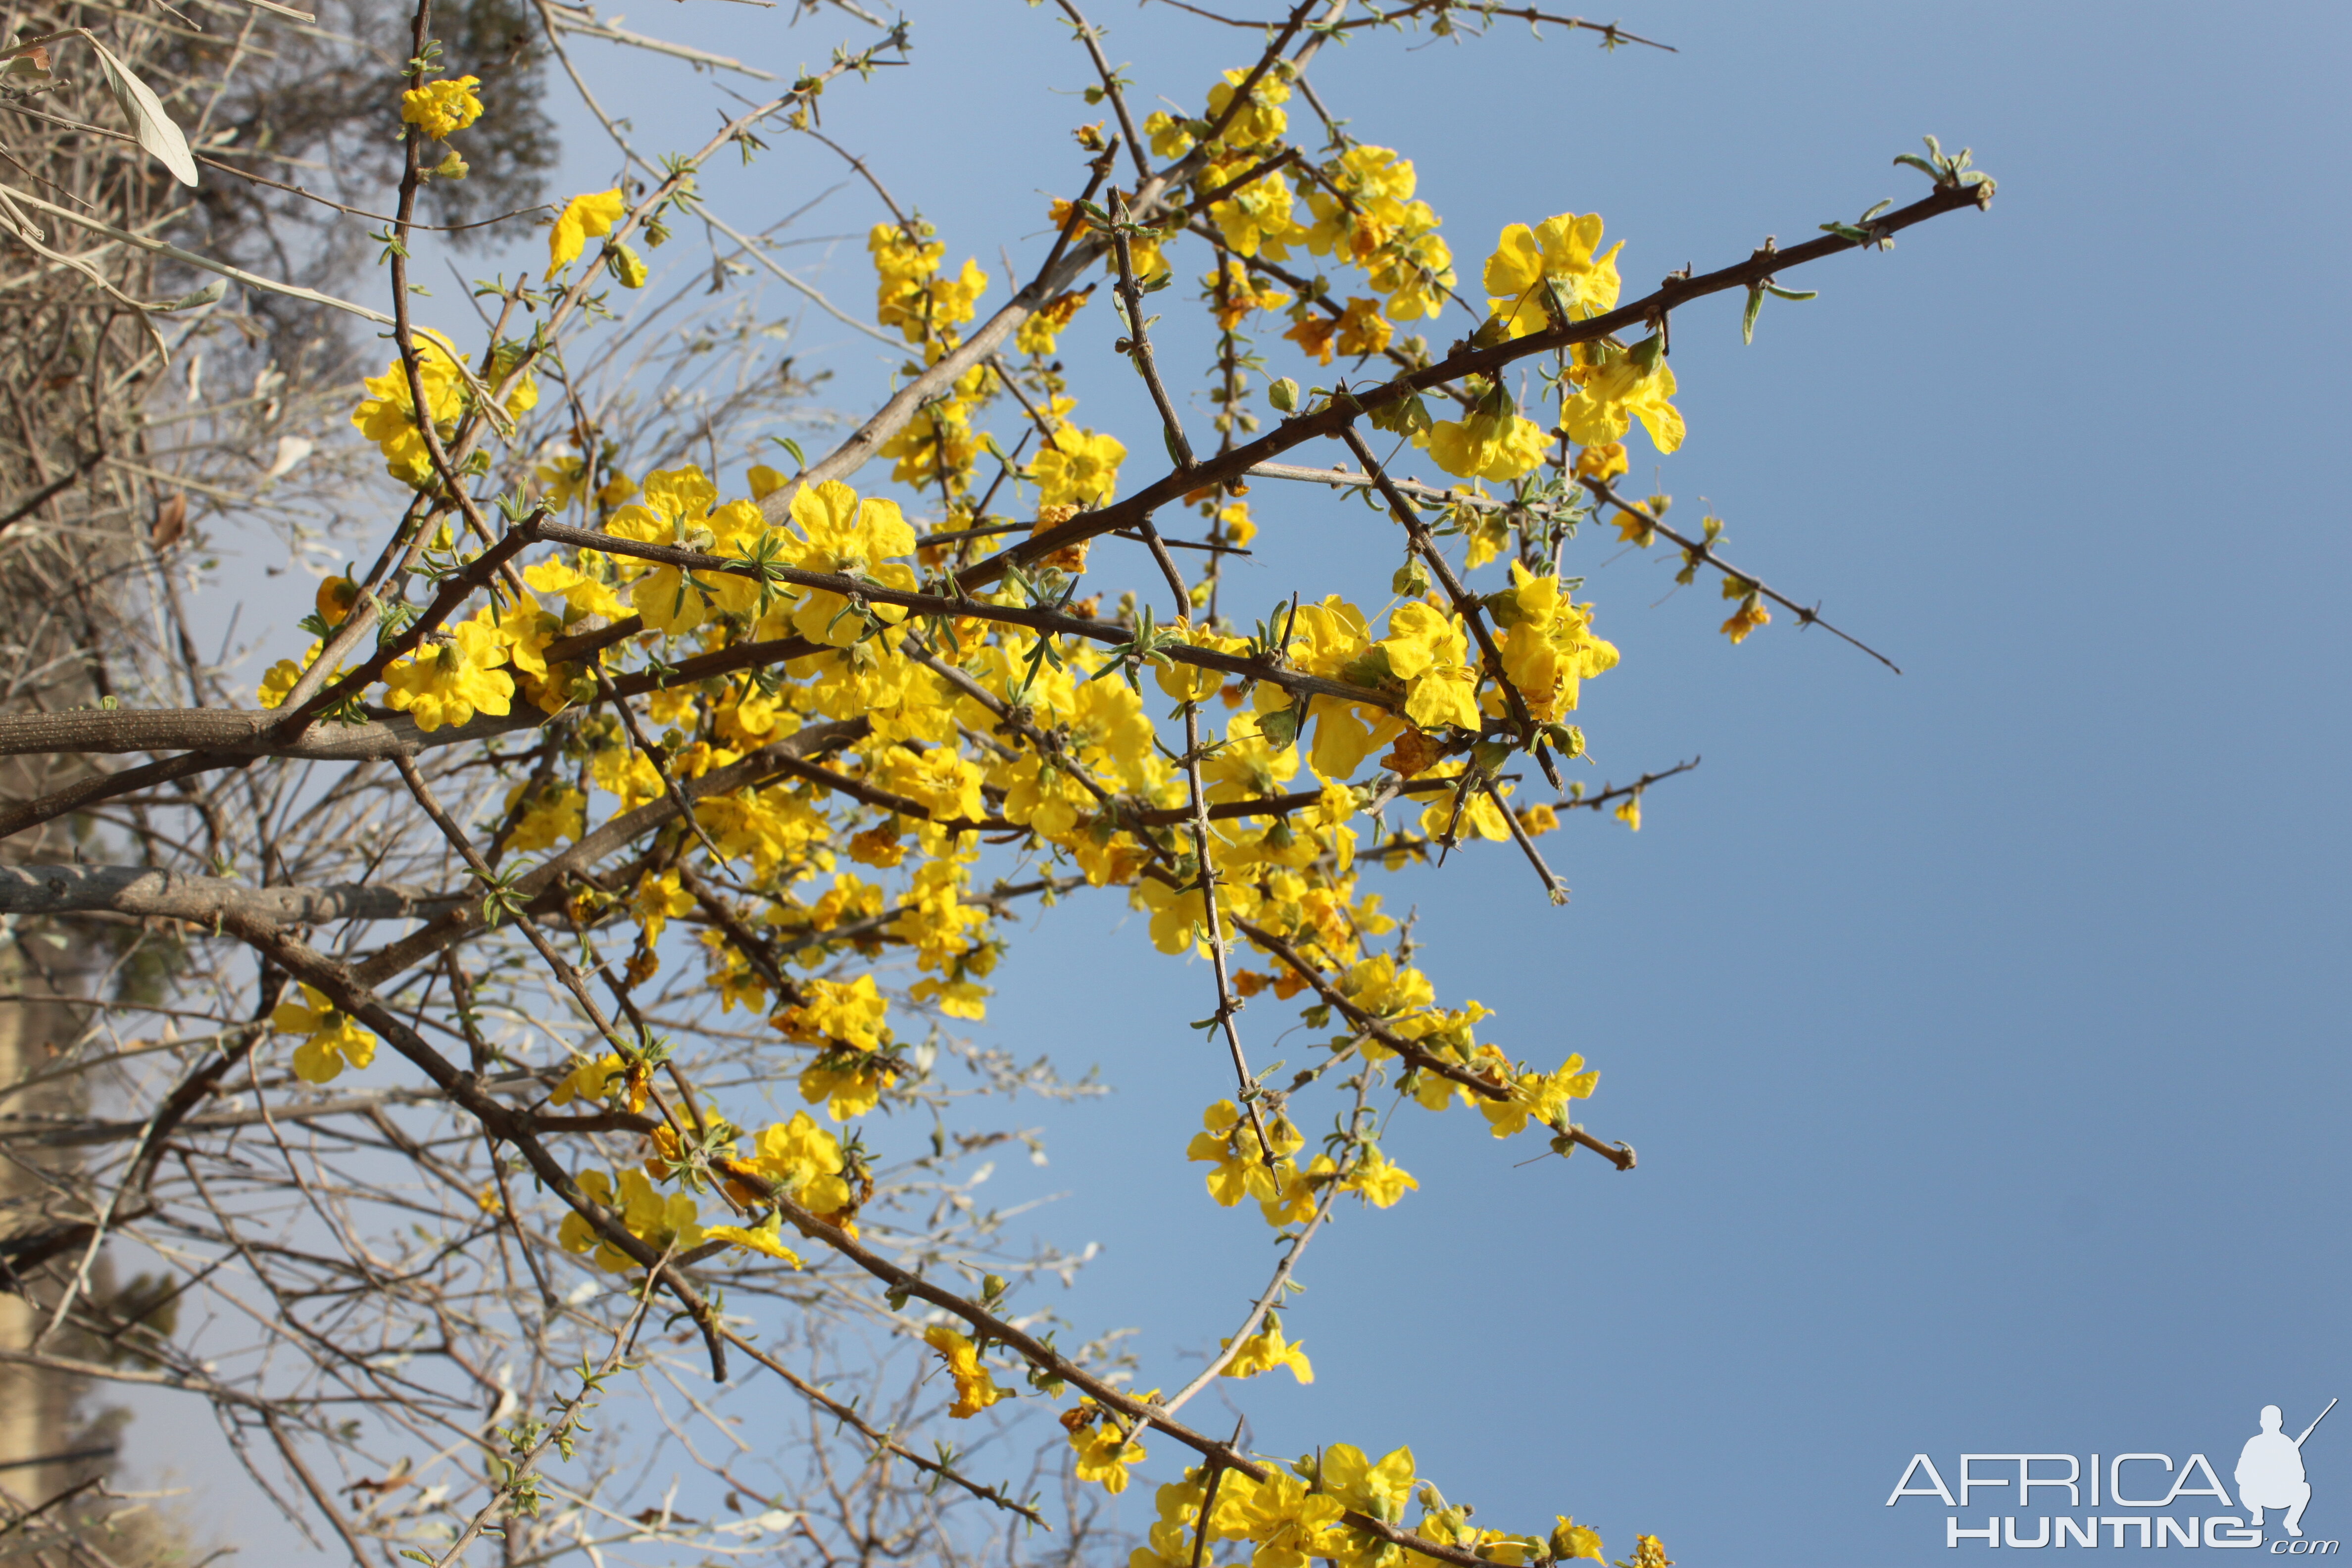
left=186, top=15, right=1991, bottom=1558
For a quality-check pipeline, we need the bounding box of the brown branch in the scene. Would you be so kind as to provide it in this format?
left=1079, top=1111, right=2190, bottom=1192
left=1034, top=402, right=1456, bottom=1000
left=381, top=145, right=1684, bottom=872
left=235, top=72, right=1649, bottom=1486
left=1581, top=478, right=1901, bottom=672
left=0, top=863, right=460, bottom=924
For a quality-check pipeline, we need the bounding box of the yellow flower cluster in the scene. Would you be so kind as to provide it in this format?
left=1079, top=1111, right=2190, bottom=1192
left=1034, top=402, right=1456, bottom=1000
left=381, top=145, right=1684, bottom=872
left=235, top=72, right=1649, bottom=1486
left=1304, top=144, right=1456, bottom=322
left=349, top=331, right=537, bottom=488
left=924, top=1324, right=1009, bottom=1418
left=559, top=1168, right=702, bottom=1274
left=870, top=221, right=988, bottom=346
left=399, top=75, right=481, bottom=141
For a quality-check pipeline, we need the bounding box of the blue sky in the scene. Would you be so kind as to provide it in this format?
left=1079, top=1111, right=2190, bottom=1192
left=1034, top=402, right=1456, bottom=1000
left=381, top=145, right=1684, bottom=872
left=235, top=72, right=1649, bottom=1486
left=140, top=1, right=2352, bottom=1560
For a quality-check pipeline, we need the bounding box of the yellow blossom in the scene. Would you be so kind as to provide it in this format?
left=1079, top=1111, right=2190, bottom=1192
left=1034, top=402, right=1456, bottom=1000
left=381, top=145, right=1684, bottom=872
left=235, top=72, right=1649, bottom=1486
left=632, top=870, right=693, bottom=942
left=1030, top=426, right=1126, bottom=510
left=502, top=782, right=585, bottom=852
left=1334, top=296, right=1392, bottom=358
left=1222, top=1313, right=1314, bottom=1383
left=1186, top=1099, right=1293, bottom=1206
left=1258, top=1153, right=1336, bottom=1227
left=1561, top=339, right=1684, bottom=454
left=1720, top=593, right=1771, bottom=644
left=548, top=189, right=626, bottom=274
left=775, top=973, right=891, bottom=1053
left=704, top=1214, right=803, bottom=1267
left=1343, top=1144, right=1418, bottom=1208
left=400, top=76, right=482, bottom=141
left=551, top=1052, right=628, bottom=1110
left=730, top=1111, right=854, bottom=1220
left=924, top=1324, right=1010, bottom=1418
left=774, top=479, right=918, bottom=647
left=797, top=1046, right=897, bottom=1121
left=1065, top=1403, right=1148, bottom=1494
left=1016, top=286, right=1092, bottom=355
left=1482, top=213, right=1623, bottom=340
left=1478, top=1054, right=1600, bottom=1139
left=271, top=983, right=378, bottom=1084
left=1227, top=1468, right=1343, bottom=1568
left=1427, top=397, right=1550, bottom=484
left=383, top=620, right=513, bottom=732
left=1204, top=256, right=1289, bottom=329
left=1204, top=64, right=1292, bottom=147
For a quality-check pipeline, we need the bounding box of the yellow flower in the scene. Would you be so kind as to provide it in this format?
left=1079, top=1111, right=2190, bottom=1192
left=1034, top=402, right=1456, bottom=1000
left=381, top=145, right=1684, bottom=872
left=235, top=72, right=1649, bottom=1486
left=736, top=1111, right=854, bottom=1219
left=1257, top=1153, right=1336, bottom=1228
left=256, top=639, right=341, bottom=709
left=924, top=1324, right=1010, bottom=1419
left=350, top=331, right=465, bottom=486
left=1614, top=794, right=1642, bottom=833
left=1222, top=1313, right=1314, bottom=1384
left=1320, top=1443, right=1417, bottom=1535
left=1208, top=166, right=1308, bottom=259
left=1477, top=1054, right=1600, bottom=1139
left=1030, top=426, right=1126, bottom=511
left=1334, top=296, right=1392, bottom=359
left=631, top=869, right=693, bottom=942
left=1551, top=1517, right=1606, bottom=1563
left=551, top=1052, right=629, bottom=1110
left=1494, top=564, right=1619, bottom=723
left=1342, top=1144, right=1418, bottom=1208
left=1204, top=256, right=1289, bottom=329
left=1720, top=594, right=1771, bottom=645
left=1065, top=1403, right=1148, bottom=1494
left=382, top=620, right=513, bottom=732
left=1427, top=397, right=1550, bottom=484
left=400, top=75, right=482, bottom=141
left=704, top=1214, right=803, bottom=1267
left=869, top=221, right=989, bottom=344
left=522, top=551, right=630, bottom=621
left=797, top=1048, right=896, bottom=1122
left=1144, top=109, right=1197, bottom=160
left=1204, top=64, right=1292, bottom=147
left=1376, top=602, right=1483, bottom=733
left=1284, top=310, right=1339, bottom=365
left=1572, top=441, right=1628, bottom=482
left=549, top=189, right=626, bottom=274
left=774, top=479, right=918, bottom=647
left=1482, top=213, right=1622, bottom=340
left=776, top=973, right=891, bottom=1054
left=502, top=783, right=585, bottom=853
left=1561, top=339, right=1684, bottom=454
left=271, top=983, right=378, bottom=1084
left=256, top=658, right=303, bottom=708
left=1227, top=1468, right=1343, bottom=1568
left=316, top=574, right=360, bottom=628
left=1185, top=1099, right=1288, bottom=1207
left=1016, top=286, right=1091, bottom=355
left=580, top=1169, right=702, bottom=1272
left=605, top=465, right=766, bottom=636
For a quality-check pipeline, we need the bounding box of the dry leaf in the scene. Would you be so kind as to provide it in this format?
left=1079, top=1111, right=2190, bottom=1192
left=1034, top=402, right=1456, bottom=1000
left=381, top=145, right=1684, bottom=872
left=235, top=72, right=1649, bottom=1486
left=81, top=32, right=199, bottom=188
left=261, top=436, right=312, bottom=481
left=150, top=490, right=187, bottom=551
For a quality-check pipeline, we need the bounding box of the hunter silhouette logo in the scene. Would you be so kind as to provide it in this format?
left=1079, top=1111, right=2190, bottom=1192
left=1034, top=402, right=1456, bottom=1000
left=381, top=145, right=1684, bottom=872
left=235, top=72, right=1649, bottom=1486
left=2242, top=1401, right=2336, bottom=1538
left=1887, top=1398, right=2339, bottom=1551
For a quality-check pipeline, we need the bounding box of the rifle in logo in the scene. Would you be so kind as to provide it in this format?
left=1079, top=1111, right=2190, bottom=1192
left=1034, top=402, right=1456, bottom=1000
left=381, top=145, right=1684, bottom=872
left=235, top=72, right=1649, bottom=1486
left=2241, top=1399, right=2336, bottom=1538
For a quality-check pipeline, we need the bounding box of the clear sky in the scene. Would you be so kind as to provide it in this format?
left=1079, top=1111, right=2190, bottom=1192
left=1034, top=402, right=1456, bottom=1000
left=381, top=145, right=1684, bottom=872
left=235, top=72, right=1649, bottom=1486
left=132, top=2, right=2352, bottom=1560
